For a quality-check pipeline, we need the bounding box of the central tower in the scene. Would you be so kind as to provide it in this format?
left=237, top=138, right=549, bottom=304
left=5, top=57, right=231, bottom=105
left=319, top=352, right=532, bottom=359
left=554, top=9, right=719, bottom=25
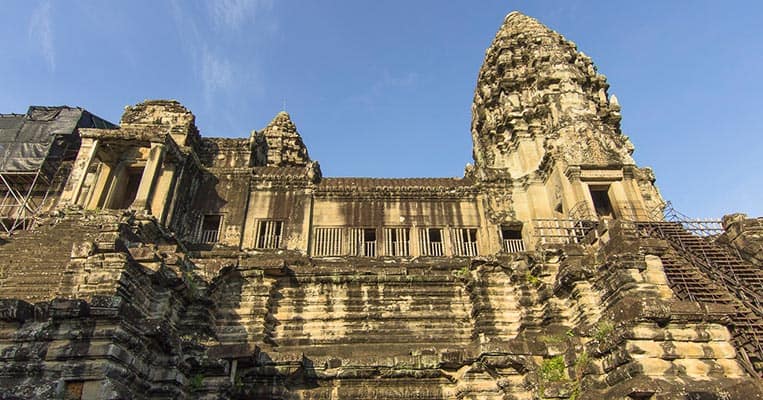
left=471, top=12, right=664, bottom=222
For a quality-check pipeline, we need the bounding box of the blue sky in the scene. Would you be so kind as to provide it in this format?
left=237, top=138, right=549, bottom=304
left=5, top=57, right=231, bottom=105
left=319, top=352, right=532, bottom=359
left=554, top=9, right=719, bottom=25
left=1, top=1, right=760, bottom=218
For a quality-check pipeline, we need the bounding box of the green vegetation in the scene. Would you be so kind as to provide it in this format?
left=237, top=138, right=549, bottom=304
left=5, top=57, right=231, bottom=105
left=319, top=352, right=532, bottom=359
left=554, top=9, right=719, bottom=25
left=594, top=320, right=614, bottom=342
left=182, top=270, right=201, bottom=296
left=537, top=351, right=593, bottom=399
left=189, top=374, right=204, bottom=390
left=525, top=271, right=540, bottom=285
left=540, top=333, right=566, bottom=344
left=452, top=266, right=470, bottom=279
left=569, top=351, right=591, bottom=400
left=539, top=355, right=566, bottom=382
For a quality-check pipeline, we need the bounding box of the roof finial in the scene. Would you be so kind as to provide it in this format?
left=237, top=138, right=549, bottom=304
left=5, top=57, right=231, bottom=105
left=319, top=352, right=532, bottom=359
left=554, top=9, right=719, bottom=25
left=282, top=98, right=287, bottom=112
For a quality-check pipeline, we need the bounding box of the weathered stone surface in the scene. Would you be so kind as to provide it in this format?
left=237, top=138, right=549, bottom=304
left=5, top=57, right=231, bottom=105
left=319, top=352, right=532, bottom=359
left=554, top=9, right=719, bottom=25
left=0, top=9, right=761, bottom=400
left=718, top=213, right=763, bottom=266
left=252, top=111, right=311, bottom=168
left=471, top=12, right=633, bottom=178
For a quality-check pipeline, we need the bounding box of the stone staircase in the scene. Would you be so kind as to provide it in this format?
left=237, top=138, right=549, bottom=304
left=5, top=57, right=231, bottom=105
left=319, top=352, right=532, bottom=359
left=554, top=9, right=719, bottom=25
left=469, top=265, right=523, bottom=342
left=0, top=216, right=100, bottom=303
left=638, top=222, right=763, bottom=375
left=652, top=221, right=763, bottom=293
left=659, top=250, right=763, bottom=374
left=266, top=264, right=474, bottom=357
left=211, top=267, right=276, bottom=346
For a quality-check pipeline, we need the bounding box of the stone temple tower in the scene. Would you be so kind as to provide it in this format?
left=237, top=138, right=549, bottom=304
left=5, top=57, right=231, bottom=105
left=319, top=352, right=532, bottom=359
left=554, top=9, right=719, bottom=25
left=471, top=12, right=665, bottom=223
left=1, top=9, right=763, bottom=400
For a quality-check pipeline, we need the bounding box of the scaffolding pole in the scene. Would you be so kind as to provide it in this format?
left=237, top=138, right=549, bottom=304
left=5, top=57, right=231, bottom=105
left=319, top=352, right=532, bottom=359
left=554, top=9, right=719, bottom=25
left=0, top=140, right=73, bottom=235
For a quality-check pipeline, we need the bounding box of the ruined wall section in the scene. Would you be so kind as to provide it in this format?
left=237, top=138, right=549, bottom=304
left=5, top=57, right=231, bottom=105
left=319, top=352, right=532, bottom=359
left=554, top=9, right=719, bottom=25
left=243, top=166, right=316, bottom=251
left=167, top=154, right=203, bottom=242
left=190, top=138, right=254, bottom=248
left=198, top=252, right=542, bottom=399
left=0, top=208, right=210, bottom=399
left=120, top=99, right=201, bottom=148
left=718, top=213, right=763, bottom=266
left=251, top=111, right=310, bottom=168
left=547, top=222, right=761, bottom=398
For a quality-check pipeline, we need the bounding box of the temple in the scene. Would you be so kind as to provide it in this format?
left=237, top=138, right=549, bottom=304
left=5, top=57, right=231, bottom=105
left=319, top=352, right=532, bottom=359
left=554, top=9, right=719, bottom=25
left=1, top=11, right=762, bottom=399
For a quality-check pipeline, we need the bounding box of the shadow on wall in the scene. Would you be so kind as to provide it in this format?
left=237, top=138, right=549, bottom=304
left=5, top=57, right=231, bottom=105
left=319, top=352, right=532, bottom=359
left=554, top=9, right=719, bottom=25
left=186, top=170, right=229, bottom=251
left=203, top=264, right=323, bottom=398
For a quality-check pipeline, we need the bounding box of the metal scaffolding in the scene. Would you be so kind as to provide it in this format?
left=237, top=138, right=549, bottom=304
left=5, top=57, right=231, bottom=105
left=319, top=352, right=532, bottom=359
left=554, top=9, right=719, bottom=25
left=0, top=106, right=115, bottom=235
left=0, top=143, right=74, bottom=233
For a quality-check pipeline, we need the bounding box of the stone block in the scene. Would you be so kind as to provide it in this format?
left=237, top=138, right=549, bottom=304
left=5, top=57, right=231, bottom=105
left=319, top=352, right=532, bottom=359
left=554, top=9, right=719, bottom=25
left=0, top=300, right=34, bottom=322
left=49, top=299, right=89, bottom=319
left=71, top=241, right=95, bottom=259
left=634, top=358, right=672, bottom=376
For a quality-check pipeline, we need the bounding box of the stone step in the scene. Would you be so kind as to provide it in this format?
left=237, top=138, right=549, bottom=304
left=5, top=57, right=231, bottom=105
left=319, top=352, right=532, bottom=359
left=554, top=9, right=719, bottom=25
left=273, top=334, right=473, bottom=347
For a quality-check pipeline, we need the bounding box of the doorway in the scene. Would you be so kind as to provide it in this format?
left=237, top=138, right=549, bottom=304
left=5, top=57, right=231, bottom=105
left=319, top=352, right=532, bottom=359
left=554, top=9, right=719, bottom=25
left=588, top=185, right=614, bottom=218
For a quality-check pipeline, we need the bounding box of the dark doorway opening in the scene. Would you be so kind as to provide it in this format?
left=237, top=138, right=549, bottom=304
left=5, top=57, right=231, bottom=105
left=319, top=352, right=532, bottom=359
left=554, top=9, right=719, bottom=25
left=110, top=167, right=143, bottom=209
left=428, top=228, right=442, bottom=243
left=589, top=186, right=614, bottom=218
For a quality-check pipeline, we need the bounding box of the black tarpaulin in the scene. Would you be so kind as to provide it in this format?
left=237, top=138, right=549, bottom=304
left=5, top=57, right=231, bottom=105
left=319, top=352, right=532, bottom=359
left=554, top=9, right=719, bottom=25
left=0, top=107, right=85, bottom=172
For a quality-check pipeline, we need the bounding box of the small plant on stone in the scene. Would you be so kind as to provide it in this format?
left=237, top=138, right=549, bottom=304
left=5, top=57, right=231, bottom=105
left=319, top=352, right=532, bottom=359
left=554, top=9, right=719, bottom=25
left=452, top=266, right=470, bottom=279
left=189, top=374, right=204, bottom=390
left=594, top=320, right=614, bottom=342
left=540, top=333, right=566, bottom=344
left=539, top=355, right=566, bottom=382
left=573, top=351, right=590, bottom=373
left=182, top=270, right=202, bottom=297
left=569, top=351, right=591, bottom=400
left=525, top=271, right=540, bottom=285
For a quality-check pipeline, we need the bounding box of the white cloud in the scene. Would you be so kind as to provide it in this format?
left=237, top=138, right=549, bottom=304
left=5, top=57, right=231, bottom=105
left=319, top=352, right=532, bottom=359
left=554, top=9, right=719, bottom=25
left=168, top=0, right=272, bottom=108
left=209, top=0, right=273, bottom=31
left=28, top=1, right=55, bottom=71
left=201, top=48, right=234, bottom=100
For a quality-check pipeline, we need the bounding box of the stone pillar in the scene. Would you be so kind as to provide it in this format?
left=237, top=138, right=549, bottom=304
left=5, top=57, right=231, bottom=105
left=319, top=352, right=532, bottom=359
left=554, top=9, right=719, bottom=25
left=410, top=225, right=421, bottom=257
left=85, top=162, right=112, bottom=209
left=608, top=181, right=631, bottom=219
left=131, top=142, right=165, bottom=213
left=150, top=162, right=176, bottom=223
left=298, top=189, right=314, bottom=254
left=564, top=166, right=591, bottom=217
left=102, top=162, right=125, bottom=209
left=621, top=165, right=648, bottom=219
left=59, top=138, right=99, bottom=206
left=162, top=163, right=185, bottom=227
left=476, top=193, right=501, bottom=255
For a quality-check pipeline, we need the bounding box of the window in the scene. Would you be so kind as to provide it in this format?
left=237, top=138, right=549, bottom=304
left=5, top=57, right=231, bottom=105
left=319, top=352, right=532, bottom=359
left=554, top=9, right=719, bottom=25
left=419, top=228, right=444, bottom=256
left=500, top=225, right=525, bottom=253
left=384, top=228, right=410, bottom=256
left=363, top=228, right=377, bottom=257
left=589, top=186, right=614, bottom=218
left=313, top=227, right=343, bottom=256
left=255, top=220, right=283, bottom=249
left=453, top=228, right=478, bottom=256
left=199, top=214, right=222, bottom=243
left=349, top=228, right=377, bottom=257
